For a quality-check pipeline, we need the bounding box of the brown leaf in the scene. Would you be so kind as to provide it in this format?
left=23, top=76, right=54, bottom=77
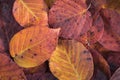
left=0, top=53, right=26, bottom=80
left=49, top=0, right=92, bottom=40
left=9, top=26, right=60, bottom=68
left=89, top=49, right=111, bottom=79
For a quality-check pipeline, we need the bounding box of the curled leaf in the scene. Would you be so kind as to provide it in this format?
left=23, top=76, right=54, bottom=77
left=50, top=40, right=94, bottom=80
left=13, top=0, right=48, bottom=27
left=0, top=53, right=26, bottom=80
left=10, top=26, right=60, bottom=68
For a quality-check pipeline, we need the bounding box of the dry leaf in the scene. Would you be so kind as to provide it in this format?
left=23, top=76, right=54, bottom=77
left=13, top=0, right=48, bottom=27
left=0, top=53, right=26, bottom=80
left=50, top=40, right=94, bottom=80
left=10, top=26, right=60, bottom=68
left=49, top=0, right=92, bottom=40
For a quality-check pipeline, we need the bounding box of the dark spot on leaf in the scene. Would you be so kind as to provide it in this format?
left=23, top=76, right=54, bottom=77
left=30, top=39, right=32, bottom=42
left=21, top=56, right=23, bottom=58
left=83, top=50, right=89, bottom=54
left=28, top=49, right=31, bottom=51
left=79, top=34, right=83, bottom=37
left=90, top=31, right=94, bottom=36
left=33, top=53, right=37, bottom=56
left=15, top=54, right=18, bottom=57
left=86, top=58, right=92, bottom=61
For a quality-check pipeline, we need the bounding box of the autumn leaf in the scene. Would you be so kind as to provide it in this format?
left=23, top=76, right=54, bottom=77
left=99, top=31, right=120, bottom=51
left=89, top=49, right=111, bottom=79
left=24, top=63, right=47, bottom=80
left=9, top=26, right=60, bottom=68
left=49, top=0, right=92, bottom=40
left=13, top=0, right=48, bottom=27
left=0, top=53, right=26, bottom=80
left=101, top=9, right=120, bottom=40
left=110, top=67, right=120, bottom=80
left=50, top=40, right=94, bottom=80
left=87, top=15, right=104, bottom=44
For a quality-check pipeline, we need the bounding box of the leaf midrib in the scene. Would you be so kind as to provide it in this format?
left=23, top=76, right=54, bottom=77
left=65, top=49, right=80, bottom=80
left=19, top=0, right=39, bottom=21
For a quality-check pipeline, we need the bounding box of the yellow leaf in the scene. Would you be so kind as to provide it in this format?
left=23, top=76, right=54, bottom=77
left=9, top=26, right=60, bottom=68
left=13, top=0, right=48, bottom=27
left=0, top=53, right=26, bottom=80
left=50, top=40, right=94, bottom=80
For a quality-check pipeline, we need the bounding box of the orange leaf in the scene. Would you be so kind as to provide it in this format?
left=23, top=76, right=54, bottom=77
left=13, top=0, right=48, bottom=27
left=0, top=53, right=26, bottom=80
left=50, top=40, right=94, bottom=80
left=9, top=26, right=60, bottom=68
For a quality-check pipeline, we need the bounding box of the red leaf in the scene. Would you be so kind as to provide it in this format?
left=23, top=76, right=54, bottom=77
left=49, top=0, right=92, bottom=40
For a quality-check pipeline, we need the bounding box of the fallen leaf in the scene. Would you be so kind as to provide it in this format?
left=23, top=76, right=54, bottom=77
left=110, top=67, right=120, bottom=80
left=49, top=0, right=92, bottom=40
left=10, top=26, right=60, bottom=68
left=0, top=53, right=26, bottom=80
left=99, top=31, right=120, bottom=51
left=13, top=0, right=48, bottom=27
left=89, top=49, right=111, bottom=79
left=87, top=15, right=104, bottom=44
left=101, top=9, right=120, bottom=40
left=106, top=52, right=120, bottom=74
left=91, top=68, right=108, bottom=80
left=24, top=62, right=47, bottom=80
left=50, top=40, right=94, bottom=80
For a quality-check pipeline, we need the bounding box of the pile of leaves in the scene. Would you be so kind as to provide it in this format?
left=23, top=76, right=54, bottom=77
left=0, top=0, right=120, bottom=80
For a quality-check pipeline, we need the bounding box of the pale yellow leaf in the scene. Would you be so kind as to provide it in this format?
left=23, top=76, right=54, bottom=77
left=50, top=40, right=94, bottom=80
